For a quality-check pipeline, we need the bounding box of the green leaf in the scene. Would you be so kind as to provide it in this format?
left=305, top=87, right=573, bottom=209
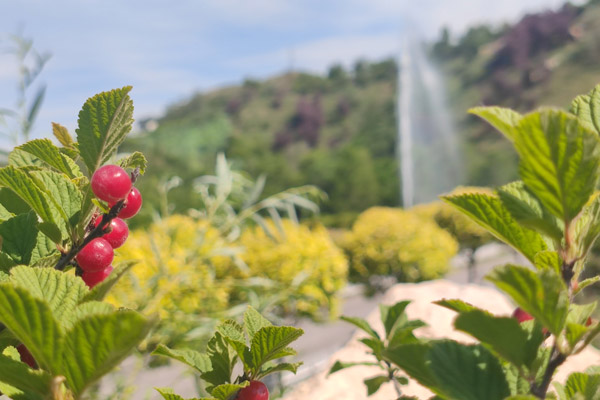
left=384, top=343, right=441, bottom=393
left=60, top=310, right=153, bottom=395
left=118, top=151, right=147, bottom=174
left=340, top=315, right=380, bottom=340
left=428, top=341, right=510, bottom=400
left=487, top=264, right=569, bottom=335
left=0, top=212, right=40, bottom=264
left=564, top=372, right=600, bottom=400
left=497, top=181, right=563, bottom=240
left=211, top=382, right=249, bottom=400
left=202, top=332, right=236, bottom=390
left=568, top=302, right=596, bottom=326
left=570, top=84, right=600, bottom=134
left=359, top=337, right=385, bottom=356
left=469, top=106, right=522, bottom=141
left=217, top=319, right=249, bottom=367
left=453, top=309, right=541, bottom=368
left=155, top=387, right=212, bottom=400
left=0, top=284, right=64, bottom=372
left=576, top=277, right=600, bottom=294
left=258, top=361, right=303, bottom=379
left=565, top=323, right=589, bottom=349
left=0, top=166, right=62, bottom=242
left=9, top=266, right=87, bottom=328
left=30, top=170, right=82, bottom=229
left=0, top=352, right=52, bottom=396
left=573, top=194, right=600, bottom=264
left=442, top=192, right=546, bottom=262
left=379, top=301, right=410, bottom=339
left=513, top=110, right=600, bottom=223
left=435, top=299, right=478, bottom=313
left=76, top=86, right=134, bottom=173
left=18, top=139, right=81, bottom=178
left=80, top=260, right=136, bottom=302
left=52, top=122, right=75, bottom=147
left=0, top=202, right=14, bottom=222
left=250, top=326, right=303, bottom=371
left=71, top=301, right=115, bottom=322
left=533, top=251, right=562, bottom=275
left=244, top=306, right=272, bottom=342
left=388, top=320, right=427, bottom=348
left=363, top=375, right=389, bottom=396
left=152, top=344, right=211, bottom=374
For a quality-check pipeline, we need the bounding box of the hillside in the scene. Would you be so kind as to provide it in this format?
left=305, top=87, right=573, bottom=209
left=123, top=0, right=600, bottom=225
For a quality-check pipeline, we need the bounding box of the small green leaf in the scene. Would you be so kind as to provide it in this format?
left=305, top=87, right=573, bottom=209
left=565, top=323, right=589, bottom=349
left=52, top=122, right=75, bottom=147
left=30, top=170, right=82, bottom=230
left=469, top=106, right=522, bottom=141
left=379, top=301, right=410, bottom=339
left=210, top=382, right=249, bottom=400
left=118, top=151, right=147, bottom=174
left=388, top=320, right=426, bottom=348
left=442, top=192, right=546, bottom=262
left=80, top=260, right=137, bottom=302
left=364, top=375, right=389, bottom=396
left=564, top=372, right=600, bottom=400
left=250, top=326, right=303, bottom=371
left=202, top=332, right=236, bottom=390
left=497, top=181, right=563, bottom=240
left=487, top=265, right=569, bottom=336
left=435, top=299, right=478, bottom=313
left=359, top=337, right=385, bottom=356
left=0, top=212, right=40, bottom=264
left=217, top=320, right=249, bottom=367
left=573, top=194, right=600, bottom=266
left=576, top=277, right=600, bottom=294
left=155, top=387, right=212, bottom=400
left=0, top=353, right=52, bottom=396
left=328, top=360, right=381, bottom=375
left=244, top=306, right=272, bottom=342
left=258, top=361, right=303, bottom=379
left=514, top=110, right=600, bottom=223
left=570, top=84, right=600, bottom=134
left=18, top=139, right=81, bottom=178
left=340, top=316, right=380, bottom=340
left=533, top=251, right=562, bottom=275
left=76, top=86, right=134, bottom=173
left=428, top=341, right=510, bottom=400
left=152, top=344, right=211, bottom=374
left=384, top=343, right=442, bottom=393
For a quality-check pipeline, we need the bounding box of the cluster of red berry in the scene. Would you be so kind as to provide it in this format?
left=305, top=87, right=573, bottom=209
left=237, top=381, right=269, bottom=400
left=78, top=165, right=142, bottom=288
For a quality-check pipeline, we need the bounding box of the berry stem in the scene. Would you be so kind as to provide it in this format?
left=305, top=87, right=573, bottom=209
left=54, top=200, right=125, bottom=271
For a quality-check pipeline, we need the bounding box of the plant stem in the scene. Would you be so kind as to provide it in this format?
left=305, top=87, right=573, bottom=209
left=54, top=200, right=125, bottom=271
left=530, top=344, right=567, bottom=398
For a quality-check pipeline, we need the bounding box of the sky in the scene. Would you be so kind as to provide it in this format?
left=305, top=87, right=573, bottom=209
left=0, top=0, right=581, bottom=142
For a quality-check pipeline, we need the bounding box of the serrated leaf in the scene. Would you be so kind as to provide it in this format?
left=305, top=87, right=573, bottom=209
left=573, top=194, right=600, bottom=264
left=18, top=139, right=81, bottom=178
left=118, top=151, right=147, bottom=174
left=384, top=343, right=444, bottom=396
left=565, top=323, right=589, bottom=349
left=8, top=149, right=45, bottom=169
left=71, top=301, right=114, bottom=322
left=388, top=320, right=426, bottom=348
left=81, top=260, right=136, bottom=302
left=568, top=302, right=596, bottom=326
left=60, top=309, right=153, bottom=395
left=0, top=353, right=52, bottom=396
left=364, top=375, right=389, bottom=396
left=487, top=264, right=569, bottom=335
left=250, top=326, right=303, bottom=371
left=533, top=251, right=561, bottom=275
left=454, top=309, right=542, bottom=368
left=30, top=170, right=82, bottom=230
left=0, top=202, right=14, bottom=222
left=217, top=320, right=249, bottom=367
left=0, top=284, right=64, bottom=372
left=429, top=341, right=510, bottom=400
left=570, top=85, right=600, bottom=134
left=210, top=382, right=248, bottom=400
left=9, top=266, right=87, bottom=329
left=258, top=361, right=303, bottom=379
left=152, top=344, right=212, bottom=374
left=340, top=315, right=380, bottom=340
left=469, top=106, right=522, bottom=141
left=564, top=372, right=600, bottom=400
left=0, top=212, right=40, bottom=264
left=76, top=86, right=134, bottom=173
left=380, top=301, right=410, bottom=339
left=514, top=110, right=600, bottom=223
left=328, top=360, right=381, bottom=375
left=0, top=166, right=63, bottom=242
left=497, top=181, right=563, bottom=240
left=155, top=387, right=212, bottom=400
left=202, top=332, right=236, bottom=390
left=442, top=192, right=546, bottom=262
left=244, top=306, right=272, bottom=342
left=52, top=122, right=74, bottom=147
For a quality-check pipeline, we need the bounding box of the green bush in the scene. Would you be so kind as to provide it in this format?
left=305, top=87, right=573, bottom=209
left=342, top=207, right=458, bottom=286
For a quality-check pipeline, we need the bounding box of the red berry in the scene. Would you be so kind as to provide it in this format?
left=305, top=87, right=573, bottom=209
left=76, top=238, right=114, bottom=272
left=586, top=317, right=593, bottom=327
left=17, top=344, right=37, bottom=369
left=110, top=187, right=142, bottom=219
left=512, top=307, right=533, bottom=323
left=82, top=265, right=113, bottom=288
left=91, top=165, right=132, bottom=203
left=236, top=381, right=269, bottom=400
left=95, top=217, right=129, bottom=248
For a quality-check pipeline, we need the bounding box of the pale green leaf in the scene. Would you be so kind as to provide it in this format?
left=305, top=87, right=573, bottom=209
left=30, top=170, right=82, bottom=230
left=0, top=353, right=52, bottom=397
left=18, top=139, right=81, bottom=178
left=152, top=344, right=212, bottom=374
left=570, top=84, right=600, bottom=134
left=576, top=277, right=600, bottom=294
left=0, top=202, right=15, bottom=222
left=250, top=326, right=303, bottom=370
left=118, top=151, right=147, bottom=174
left=52, top=122, right=75, bottom=147
left=564, top=372, right=600, bottom=400
left=0, top=212, right=40, bottom=264
left=202, top=332, right=237, bottom=390
left=469, top=106, right=522, bottom=141
left=60, top=309, right=153, bottom=395
left=210, top=382, right=248, bottom=400
left=364, top=375, right=389, bottom=396
left=76, top=86, right=134, bottom=173
left=514, top=110, right=600, bottom=222
left=434, top=299, right=478, bottom=313
left=533, top=251, right=562, bottom=275
left=573, top=194, right=600, bottom=265
left=565, top=323, right=589, bottom=349
left=487, top=264, right=569, bottom=335
left=244, top=306, right=272, bottom=342
left=71, top=301, right=114, bottom=322
left=155, top=387, right=212, bottom=400
left=442, top=192, right=546, bottom=262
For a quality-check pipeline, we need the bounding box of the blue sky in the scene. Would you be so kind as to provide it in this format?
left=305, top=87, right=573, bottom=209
left=0, top=0, right=578, bottom=142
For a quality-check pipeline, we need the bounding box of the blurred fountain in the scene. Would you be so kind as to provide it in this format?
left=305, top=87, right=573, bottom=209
left=396, top=38, right=463, bottom=207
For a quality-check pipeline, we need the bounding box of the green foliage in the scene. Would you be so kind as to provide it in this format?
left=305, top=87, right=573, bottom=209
left=154, top=307, right=303, bottom=399
left=342, top=207, right=458, bottom=288
left=330, top=301, right=424, bottom=397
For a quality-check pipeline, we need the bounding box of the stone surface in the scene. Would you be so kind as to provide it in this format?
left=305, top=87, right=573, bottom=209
left=283, top=279, right=600, bottom=400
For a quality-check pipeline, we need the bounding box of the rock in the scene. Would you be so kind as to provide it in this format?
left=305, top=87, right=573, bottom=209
left=283, top=280, right=600, bottom=399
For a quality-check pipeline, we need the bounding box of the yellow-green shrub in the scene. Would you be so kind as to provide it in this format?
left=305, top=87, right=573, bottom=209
left=232, top=219, right=348, bottom=319
left=342, top=207, right=458, bottom=284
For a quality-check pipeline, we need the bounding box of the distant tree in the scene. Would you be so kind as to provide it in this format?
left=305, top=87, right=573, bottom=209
left=328, top=63, right=349, bottom=85
left=368, top=58, right=397, bottom=81
left=273, top=95, right=323, bottom=149
left=353, top=59, right=370, bottom=86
